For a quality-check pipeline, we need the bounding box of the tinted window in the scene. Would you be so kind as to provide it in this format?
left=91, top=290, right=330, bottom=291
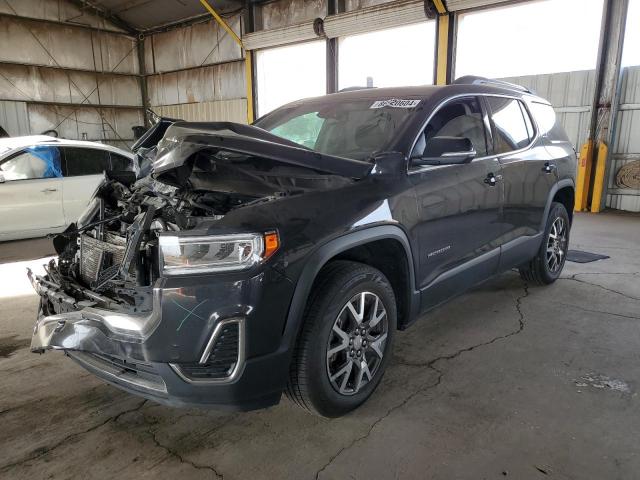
left=110, top=153, right=132, bottom=171
left=63, top=147, right=110, bottom=176
left=413, top=97, right=488, bottom=159
left=0, top=146, right=62, bottom=181
left=486, top=97, right=531, bottom=153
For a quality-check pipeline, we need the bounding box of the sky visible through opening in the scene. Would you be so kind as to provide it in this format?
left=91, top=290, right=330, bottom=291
left=622, top=0, right=639, bottom=67
left=256, top=0, right=639, bottom=115
left=456, top=0, right=605, bottom=79
left=256, top=41, right=326, bottom=116
left=338, top=22, right=436, bottom=89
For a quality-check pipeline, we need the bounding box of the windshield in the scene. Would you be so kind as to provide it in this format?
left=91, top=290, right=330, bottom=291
left=254, top=98, right=421, bottom=160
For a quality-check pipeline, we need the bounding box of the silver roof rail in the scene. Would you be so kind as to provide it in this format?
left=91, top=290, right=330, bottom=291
left=453, top=75, right=533, bottom=94
left=338, top=86, right=377, bottom=93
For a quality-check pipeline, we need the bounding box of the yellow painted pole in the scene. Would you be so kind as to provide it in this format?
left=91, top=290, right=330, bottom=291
left=435, top=14, right=449, bottom=86
left=432, top=0, right=447, bottom=14
left=244, top=51, right=254, bottom=123
left=199, top=0, right=254, bottom=123
left=575, top=140, right=594, bottom=212
left=200, top=0, right=242, bottom=45
left=590, top=142, right=608, bottom=213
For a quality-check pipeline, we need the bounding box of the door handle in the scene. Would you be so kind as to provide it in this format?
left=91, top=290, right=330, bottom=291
left=41, top=188, right=58, bottom=193
left=484, top=173, right=500, bottom=186
left=542, top=162, right=556, bottom=174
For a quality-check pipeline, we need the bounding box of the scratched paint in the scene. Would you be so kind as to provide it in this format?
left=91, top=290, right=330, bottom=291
left=171, top=299, right=209, bottom=331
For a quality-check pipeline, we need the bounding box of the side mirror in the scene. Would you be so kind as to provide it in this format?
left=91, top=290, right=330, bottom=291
left=411, top=136, right=477, bottom=166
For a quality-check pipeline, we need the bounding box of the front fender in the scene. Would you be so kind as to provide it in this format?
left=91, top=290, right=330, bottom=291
left=279, top=224, right=420, bottom=357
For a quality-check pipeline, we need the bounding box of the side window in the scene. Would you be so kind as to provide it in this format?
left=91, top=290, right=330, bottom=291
left=486, top=97, right=531, bottom=154
left=110, top=153, right=132, bottom=171
left=412, top=97, right=488, bottom=161
left=0, top=146, right=62, bottom=181
left=63, top=147, right=110, bottom=176
left=529, top=102, right=556, bottom=136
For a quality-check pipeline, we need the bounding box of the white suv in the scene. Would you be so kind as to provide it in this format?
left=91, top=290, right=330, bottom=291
left=0, top=136, right=135, bottom=241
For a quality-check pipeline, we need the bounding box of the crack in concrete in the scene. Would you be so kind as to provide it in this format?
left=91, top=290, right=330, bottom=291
left=555, top=301, right=640, bottom=321
left=315, top=364, right=443, bottom=480
left=0, top=399, right=147, bottom=472
left=143, top=414, right=237, bottom=479
left=395, top=283, right=529, bottom=369
left=315, top=282, right=529, bottom=479
left=559, top=275, right=640, bottom=301
left=564, top=272, right=640, bottom=277
left=146, top=428, right=224, bottom=479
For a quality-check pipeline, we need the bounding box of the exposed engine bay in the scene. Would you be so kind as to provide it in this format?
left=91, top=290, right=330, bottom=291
left=34, top=124, right=365, bottom=316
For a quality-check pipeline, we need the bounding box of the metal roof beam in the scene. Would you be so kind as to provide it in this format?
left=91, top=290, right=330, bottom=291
left=66, top=0, right=139, bottom=35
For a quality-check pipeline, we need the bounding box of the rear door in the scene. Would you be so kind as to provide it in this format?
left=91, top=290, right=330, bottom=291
left=484, top=96, right=557, bottom=265
left=60, top=147, right=110, bottom=224
left=0, top=146, right=65, bottom=239
left=409, top=96, right=503, bottom=311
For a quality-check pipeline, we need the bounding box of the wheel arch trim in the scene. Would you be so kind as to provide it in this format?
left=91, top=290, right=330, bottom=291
left=541, top=178, right=575, bottom=232
left=281, top=225, right=420, bottom=351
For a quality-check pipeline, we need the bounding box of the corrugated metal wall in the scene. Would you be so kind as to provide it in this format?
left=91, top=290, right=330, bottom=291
left=0, top=0, right=143, bottom=150
left=501, top=67, right=640, bottom=212
left=143, top=16, right=247, bottom=124
left=607, top=66, right=640, bottom=211
left=0, top=100, right=30, bottom=136
left=499, top=70, right=595, bottom=150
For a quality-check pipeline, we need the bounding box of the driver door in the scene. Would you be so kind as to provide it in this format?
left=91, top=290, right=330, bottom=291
left=0, top=146, right=65, bottom=240
left=408, top=96, right=504, bottom=311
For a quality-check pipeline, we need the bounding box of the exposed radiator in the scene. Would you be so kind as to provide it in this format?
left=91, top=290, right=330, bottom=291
left=79, top=234, right=127, bottom=285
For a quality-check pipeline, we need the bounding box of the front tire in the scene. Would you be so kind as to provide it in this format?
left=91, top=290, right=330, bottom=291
left=286, top=260, right=397, bottom=417
left=519, top=202, right=570, bottom=285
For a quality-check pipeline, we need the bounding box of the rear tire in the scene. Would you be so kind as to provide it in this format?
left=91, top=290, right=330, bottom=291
left=286, top=260, right=397, bottom=417
left=519, top=202, right=570, bottom=285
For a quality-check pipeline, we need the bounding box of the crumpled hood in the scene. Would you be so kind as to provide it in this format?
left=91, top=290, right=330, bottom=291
left=151, top=121, right=373, bottom=180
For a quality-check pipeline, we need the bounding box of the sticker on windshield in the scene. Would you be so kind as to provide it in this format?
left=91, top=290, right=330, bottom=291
left=370, top=99, right=421, bottom=109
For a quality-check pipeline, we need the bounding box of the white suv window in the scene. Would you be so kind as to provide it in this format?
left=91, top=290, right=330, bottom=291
left=1, top=147, right=63, bottom=181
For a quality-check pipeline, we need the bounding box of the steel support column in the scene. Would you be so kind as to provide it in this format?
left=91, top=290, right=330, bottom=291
left=576, top=0, right=629, bottom=212
left=137, top=36, right=150, bottom=128
left=433, top=0, right=455, bottom=85
left=326, top=0, right=339, bottom=94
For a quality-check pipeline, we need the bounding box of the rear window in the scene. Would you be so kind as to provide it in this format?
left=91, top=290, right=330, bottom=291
left=255, top=98, right=421, bottom=160
left=110, top=153, right=132, bottom=171
left=486, top=97, right=532, bottom=154
left=63, top=147, right=110, bottom=176
left=529, top=102, right=557, bottom=136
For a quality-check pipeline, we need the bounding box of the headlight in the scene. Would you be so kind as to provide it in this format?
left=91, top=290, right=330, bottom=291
left=159, top=232, right=279, bottom=275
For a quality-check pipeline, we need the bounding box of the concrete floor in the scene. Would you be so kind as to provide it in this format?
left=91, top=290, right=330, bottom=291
left=1, top=212, right=639, bottom=480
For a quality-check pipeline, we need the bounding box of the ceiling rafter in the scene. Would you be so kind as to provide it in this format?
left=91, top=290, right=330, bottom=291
left=66, top=0, right=140, bottom=35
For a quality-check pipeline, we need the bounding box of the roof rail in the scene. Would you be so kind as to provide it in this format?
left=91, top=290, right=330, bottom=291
left=453, top=75, right=533, bottom=94
left=338, top=86, right=376, bottom=93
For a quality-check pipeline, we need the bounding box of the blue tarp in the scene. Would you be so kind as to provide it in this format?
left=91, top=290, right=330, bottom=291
left=26, top=146, right=62, bottom=178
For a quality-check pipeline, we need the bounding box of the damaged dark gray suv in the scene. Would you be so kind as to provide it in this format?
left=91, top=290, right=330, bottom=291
left=29, top=77, right=576, bottom=417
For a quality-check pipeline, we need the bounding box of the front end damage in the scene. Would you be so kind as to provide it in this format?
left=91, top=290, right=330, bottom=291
left=28, top=120, right=372, bottom=408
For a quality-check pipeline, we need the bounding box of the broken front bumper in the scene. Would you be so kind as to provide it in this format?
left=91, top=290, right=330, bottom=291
left=28, top=265, right=294, bottom=410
